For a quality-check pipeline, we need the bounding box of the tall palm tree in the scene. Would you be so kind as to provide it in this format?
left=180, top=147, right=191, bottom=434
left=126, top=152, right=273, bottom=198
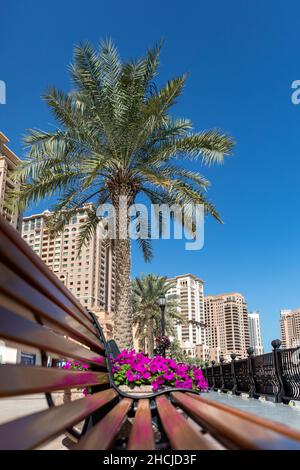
left=132, top=274, right=183, bottom=356
left=9, top=40, right=234, bottom=348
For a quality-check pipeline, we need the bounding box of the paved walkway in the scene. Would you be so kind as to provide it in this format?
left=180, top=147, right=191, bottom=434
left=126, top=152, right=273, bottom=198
left=204, top=391, right=300, bottom=431
left=0, top=394, right=67, bottom=450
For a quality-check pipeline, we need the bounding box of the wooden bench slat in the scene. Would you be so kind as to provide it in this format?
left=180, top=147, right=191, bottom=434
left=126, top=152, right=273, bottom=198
left=187, top=393, right=300, bottom=443
left=0, top=306, right=106, bottom=367
left=0, top=218, right=93, bottom=324
left=0, top=262, right=104, bottom=353
left=0, top=225, right=96, bottom=333
left=128, top=399, right=155, bottom=450
left=0, top=248, right=98, bottom=340
left=0, top=389, right=118, bottom=450
left=171, top=392, right=300, bottom=450
left=0, top=365, right=109, bottom=397
left=76, top=398, right=133, bottom=450
left=155, top=395, right=218, bottom=450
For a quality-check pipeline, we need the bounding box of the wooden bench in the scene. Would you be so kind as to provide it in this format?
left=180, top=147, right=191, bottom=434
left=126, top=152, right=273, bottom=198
left=1, top=216, right=300, bottom=450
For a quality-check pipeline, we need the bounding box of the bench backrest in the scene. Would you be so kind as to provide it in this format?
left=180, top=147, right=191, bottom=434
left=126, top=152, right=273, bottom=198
left=0, top=216, right=111, bottom=448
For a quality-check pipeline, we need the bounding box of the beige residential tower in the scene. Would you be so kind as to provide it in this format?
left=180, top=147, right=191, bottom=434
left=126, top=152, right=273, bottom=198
left=22, top=206, right=116, bottom=338
left=0, top=131, right=21, bottom=229
left=204, top=292, right=250, bottom=361
left=280, top=309, right=300, bottom=349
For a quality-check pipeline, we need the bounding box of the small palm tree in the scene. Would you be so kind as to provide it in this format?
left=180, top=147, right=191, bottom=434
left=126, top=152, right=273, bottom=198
left=132, top=273, right=184, bottom=356
left=10, top=40, right=234, bottom=348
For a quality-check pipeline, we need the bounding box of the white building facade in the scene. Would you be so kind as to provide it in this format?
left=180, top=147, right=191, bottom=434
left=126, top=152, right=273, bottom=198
left=167, top=274, right=208, bottom=358
left=248, top=311, right=264, bottom=356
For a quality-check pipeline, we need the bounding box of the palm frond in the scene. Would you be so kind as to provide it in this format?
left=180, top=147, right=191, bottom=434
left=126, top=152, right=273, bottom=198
left=136, top=237, right=153, bottom=262
left=76, top=206, right=100, bottom=251
left=11, top=170, right=81, bottom=212
left=145, top=74, right=187, bottom=117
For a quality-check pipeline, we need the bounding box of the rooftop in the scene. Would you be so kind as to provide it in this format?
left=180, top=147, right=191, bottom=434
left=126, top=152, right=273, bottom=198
left=205, top=292, right=245, bottom=300
left=168, top=273, right=204, bottom=284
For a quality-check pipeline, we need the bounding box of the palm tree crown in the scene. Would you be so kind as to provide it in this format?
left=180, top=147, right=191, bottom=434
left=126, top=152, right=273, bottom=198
left=10, top=40, right=234, bottom=348
left=132, top=273, right=183, bottom=356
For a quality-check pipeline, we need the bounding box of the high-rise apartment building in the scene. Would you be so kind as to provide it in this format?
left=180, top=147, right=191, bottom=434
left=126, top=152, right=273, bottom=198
left=167, top=274, right=207, bottom=358
left=204, top=293, right=250, bottom=361
left=280, top=309, right=300, bottom=349
left=248, top=311, right=264, bottom=356
left=0, top=131, right=21, bottom=229
left=22, top=207, right=116, bottom=337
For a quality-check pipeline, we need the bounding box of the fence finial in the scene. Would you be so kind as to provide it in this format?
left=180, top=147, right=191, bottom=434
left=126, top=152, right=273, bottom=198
left=271, top=339, right=282, bottom=350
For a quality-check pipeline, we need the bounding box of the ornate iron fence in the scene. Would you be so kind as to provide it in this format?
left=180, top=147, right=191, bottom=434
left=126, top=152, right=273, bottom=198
left=251, top=352, right=280, bottom=399
left=206, top=366, right=214, bottom=388
left=234, top=358, right=252, bottom=394
left=222, top=362, right=234, bottom=391
left=203, top=340, right=300, bottom=404
left=279, top=347, right=300, bottom=402
left=212, top=365, right=223, bottom=390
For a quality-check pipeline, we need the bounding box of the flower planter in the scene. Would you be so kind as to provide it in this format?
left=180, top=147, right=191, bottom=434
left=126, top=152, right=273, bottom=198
left=118, top=385, right=154, bottom=396
left=112, top=350, right=208, bottom=394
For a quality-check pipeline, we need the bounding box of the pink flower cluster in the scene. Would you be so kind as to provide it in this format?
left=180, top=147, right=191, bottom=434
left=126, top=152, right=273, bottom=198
left=112, top=350, right=208, bottom=392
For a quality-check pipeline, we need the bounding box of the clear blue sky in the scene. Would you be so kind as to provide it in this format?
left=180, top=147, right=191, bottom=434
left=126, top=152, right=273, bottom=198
left=1, top=0, right=300, bottom=351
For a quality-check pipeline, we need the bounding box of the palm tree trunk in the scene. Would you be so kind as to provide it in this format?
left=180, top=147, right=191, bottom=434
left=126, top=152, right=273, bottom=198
left=147, top=318, right=154, bottom=357
left=114, top=237, right=133, bottom=348
left=112, top=190, right=133, bottom=349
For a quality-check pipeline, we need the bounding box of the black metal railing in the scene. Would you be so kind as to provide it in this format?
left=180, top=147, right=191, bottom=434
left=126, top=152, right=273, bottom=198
left=235, top=358, right=252, bottom=395
left=206, top=366, right=214, bottom=388
left=203, top=340, right=300, bottom=404
left=279, top=347, right=300, bottom=401
left=222, top=362, right=234, bottom=392
left=251, top=352, right=280, bottom=399
left=212, top=364, right=222, bottom=390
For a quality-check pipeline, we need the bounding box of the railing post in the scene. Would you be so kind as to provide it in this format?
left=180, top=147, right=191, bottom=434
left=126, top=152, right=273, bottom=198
left=219, top=355, right=225, bottom=391
left=272, top=339, right=284, bottom=403
left=247, top=347, right=255, bottom=398
left=231, top=353, right=237, bottom=394
left=211, top=360, right=216, bottom=389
